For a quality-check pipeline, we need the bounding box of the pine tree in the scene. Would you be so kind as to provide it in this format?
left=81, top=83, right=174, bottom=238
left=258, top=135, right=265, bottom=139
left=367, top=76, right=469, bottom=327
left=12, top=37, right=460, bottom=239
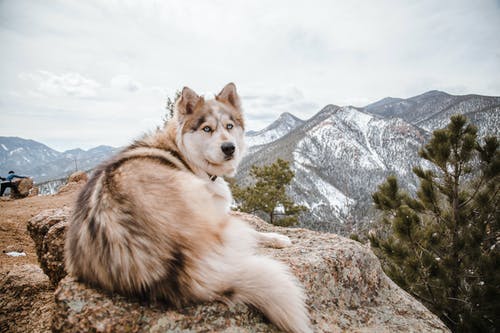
left=231, top=159, right=306, bottom=226
left=163, top=90, right=181, bottom=124
left=369, top=115, right=499, bottom=332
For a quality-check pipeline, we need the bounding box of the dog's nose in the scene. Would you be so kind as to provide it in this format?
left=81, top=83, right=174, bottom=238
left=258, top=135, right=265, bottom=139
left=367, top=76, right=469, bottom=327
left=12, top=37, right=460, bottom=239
left=221, top=142, right=235, bottom=156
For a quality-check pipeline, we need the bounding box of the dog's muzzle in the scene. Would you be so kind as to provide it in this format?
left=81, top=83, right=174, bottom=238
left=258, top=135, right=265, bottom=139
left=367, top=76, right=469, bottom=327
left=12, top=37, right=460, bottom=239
left=221, top=142, right=235, bottom=159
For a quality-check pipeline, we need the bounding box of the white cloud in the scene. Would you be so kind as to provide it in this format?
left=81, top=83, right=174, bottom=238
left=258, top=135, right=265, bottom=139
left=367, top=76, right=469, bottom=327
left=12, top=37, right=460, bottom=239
left=0, top=0, right=499, bottom=150
left=242, top=85, right=319, bottom=130
left=110, top=75, right=141, bottom=92
left=20, top=71, right=101, bottom=98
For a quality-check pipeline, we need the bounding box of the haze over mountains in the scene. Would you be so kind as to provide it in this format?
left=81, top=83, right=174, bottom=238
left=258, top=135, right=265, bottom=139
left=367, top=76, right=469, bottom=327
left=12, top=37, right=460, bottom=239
left=1, top=90, right=498, bottom=234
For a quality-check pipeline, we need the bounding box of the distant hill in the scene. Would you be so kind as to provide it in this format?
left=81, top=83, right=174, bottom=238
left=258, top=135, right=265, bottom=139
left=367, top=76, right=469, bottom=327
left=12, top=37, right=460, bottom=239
left=245, top=112, right=304, bottom=149
left=239, top=91, right=500, bottom=234
left=0, top=137, right=119, bottom=182
left=2, top=90, right=498, bottom=236
left=364, top=90, right=500, bottom=137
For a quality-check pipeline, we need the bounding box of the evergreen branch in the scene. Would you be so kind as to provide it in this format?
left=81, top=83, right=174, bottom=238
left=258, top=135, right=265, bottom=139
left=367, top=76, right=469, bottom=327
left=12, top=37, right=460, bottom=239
left=458, top=172, right=488, bottom=209
left=447, top=297, right=471, bottom=305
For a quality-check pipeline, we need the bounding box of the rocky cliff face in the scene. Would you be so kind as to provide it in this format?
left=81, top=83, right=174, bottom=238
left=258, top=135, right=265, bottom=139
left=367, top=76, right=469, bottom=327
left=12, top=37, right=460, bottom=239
left=26, top=208, right=449, bottom=332
left=238, top=91, right=500, bottom=234
left=238, top=105, right=429, bottom=233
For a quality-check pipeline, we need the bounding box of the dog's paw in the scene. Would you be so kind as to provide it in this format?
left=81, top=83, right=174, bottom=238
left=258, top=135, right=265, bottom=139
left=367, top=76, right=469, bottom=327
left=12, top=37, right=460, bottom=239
left=261, top=232, right=292, bottom=248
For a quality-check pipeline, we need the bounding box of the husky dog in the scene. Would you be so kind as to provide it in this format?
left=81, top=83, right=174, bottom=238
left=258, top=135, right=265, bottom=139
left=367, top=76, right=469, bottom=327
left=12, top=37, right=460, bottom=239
left=65, top=83, right=311, bottom=333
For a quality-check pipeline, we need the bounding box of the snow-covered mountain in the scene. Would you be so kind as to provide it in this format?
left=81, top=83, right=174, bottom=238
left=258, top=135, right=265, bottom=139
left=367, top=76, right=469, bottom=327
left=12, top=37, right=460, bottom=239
left=2, top=90, right=497, bottom=233
left=0, top=137, right=119, bottom=182
left=238, top=105, right=428, bottom=233
left=238, top=91, right=499, bottom=234
left=0, top=137, right=60, bottom=173
left=245, top=112, right=304, bottom=149
left=364, top=90, right=500, bottom=136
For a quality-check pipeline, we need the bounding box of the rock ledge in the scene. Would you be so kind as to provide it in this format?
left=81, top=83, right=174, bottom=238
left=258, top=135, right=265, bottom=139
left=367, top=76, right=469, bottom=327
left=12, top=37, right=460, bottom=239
left=28, top=209, right=450, bottom=332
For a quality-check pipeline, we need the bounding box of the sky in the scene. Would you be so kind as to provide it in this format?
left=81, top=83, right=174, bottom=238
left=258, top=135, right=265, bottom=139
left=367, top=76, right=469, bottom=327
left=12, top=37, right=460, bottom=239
left=1, top=0, right=499, bottom=151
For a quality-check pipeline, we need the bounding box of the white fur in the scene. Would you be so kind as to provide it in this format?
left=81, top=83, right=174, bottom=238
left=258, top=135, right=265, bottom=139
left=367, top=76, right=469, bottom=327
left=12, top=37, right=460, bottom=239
left=195, top=219, right=311, bottom=333
left=205, top=177, right=233, bottom=212
left=258, top=232, right=293, bottom=248
left=175, top=84, right=310, bottom=332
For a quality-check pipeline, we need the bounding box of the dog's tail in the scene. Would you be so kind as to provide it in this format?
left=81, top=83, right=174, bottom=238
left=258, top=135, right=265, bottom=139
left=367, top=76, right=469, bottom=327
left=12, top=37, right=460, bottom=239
left=227, top=254, right=312, bottom=333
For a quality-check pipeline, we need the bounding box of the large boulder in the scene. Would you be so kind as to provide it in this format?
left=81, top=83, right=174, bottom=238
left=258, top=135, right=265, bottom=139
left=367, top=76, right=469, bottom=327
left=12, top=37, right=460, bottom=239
left=28, top=209, right=450, bottom=332
left=27, top=208, right=71, bottom=286
left=67, top=171, right=88, bottom=184
left=0, top=264, right=54, bottom=333
left=10, top=177, right=34, bottom=199
left=57, top=171, right=88, bottom=194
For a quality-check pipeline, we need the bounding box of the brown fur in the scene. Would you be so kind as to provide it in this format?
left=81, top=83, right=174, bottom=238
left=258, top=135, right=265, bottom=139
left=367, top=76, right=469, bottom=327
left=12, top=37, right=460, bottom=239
left=65, top=83, right=311, bottom=333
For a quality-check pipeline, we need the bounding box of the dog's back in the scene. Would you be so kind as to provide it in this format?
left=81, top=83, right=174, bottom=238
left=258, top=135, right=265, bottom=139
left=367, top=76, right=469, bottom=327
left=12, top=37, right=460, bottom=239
left=65, top=139, right=227, bottom=304
left=65, top=83, right=311, bottom=333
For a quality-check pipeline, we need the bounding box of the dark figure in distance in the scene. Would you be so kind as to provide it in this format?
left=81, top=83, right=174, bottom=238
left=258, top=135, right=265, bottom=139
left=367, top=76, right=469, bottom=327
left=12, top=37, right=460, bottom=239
left=0, top=171, right=28, bottom=196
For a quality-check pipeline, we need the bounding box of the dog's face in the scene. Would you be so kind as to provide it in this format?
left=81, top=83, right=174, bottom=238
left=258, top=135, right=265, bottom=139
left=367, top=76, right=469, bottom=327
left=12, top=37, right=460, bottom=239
left=175, top=83, right=246, bottom=177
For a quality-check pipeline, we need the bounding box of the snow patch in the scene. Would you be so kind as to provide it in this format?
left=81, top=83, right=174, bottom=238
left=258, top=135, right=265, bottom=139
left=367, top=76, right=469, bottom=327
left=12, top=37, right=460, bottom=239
left=313, top=176, right=354, bottom=214
left=246, top=113, right=303, bottom=147
left=292, top=148, right=310, bottom=166
left=293, top=149, right=354, bottom=215
left=341, top=107, right=373, bottom=134
left=341, top=108, right=386, bottom=169
left=5, top=251, right=26, bottom=257
left=9, top=147, right=24, bottom=155
left=246, top=128, right=286, bottom=147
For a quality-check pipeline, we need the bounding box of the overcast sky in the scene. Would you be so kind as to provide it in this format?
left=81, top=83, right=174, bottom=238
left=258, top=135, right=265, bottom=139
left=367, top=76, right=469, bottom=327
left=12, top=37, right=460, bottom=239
left=1, top=0, right=499, bottom=151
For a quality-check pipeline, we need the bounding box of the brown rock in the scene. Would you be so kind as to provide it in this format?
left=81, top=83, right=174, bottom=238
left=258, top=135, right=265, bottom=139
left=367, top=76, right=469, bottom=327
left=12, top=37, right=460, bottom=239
left=0, top=264, right=54, bottom=333
left=57, top=181, right=85, bottom=194
left=10, top=178, right=34, bottom=199
left=67, top=171, right=88, bottom=184
left=29, top=209, right=450, bottom=332
left=2, top=245, right=24, bottom=253
left=57, top=171, right=88, bottom=194
left=27, top=208, right=71, bottom=286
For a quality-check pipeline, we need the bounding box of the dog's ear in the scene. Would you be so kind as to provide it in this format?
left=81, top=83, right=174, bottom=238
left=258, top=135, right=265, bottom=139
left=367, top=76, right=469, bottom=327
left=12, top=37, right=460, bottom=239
left=177, top=86, right=203, bottom=115
left=216, top=82, right=240, bottom=109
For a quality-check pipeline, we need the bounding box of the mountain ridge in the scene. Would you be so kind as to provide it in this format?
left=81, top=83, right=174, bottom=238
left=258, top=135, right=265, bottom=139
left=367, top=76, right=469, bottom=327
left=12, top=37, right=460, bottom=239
left=2, top=90, right=498, bottom=236
left=245, top=111, right=305, bottom=148
left=240, top=90, right=499, bottom=234
left=0, top=136, right=118, bottom=182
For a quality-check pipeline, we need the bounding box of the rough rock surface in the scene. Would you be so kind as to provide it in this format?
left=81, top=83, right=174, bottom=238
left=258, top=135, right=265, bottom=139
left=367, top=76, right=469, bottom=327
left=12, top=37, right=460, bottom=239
left=0, top=264, right=54, bottom=333
left=10, top=177, right=34, bottom=199
left=67, top=171, right=88, bottom=184
left=27, top=207, right=71, bottom=286
left=57, top=171, right=88, bottom=194
left=28, top=209, right=450, bottom=332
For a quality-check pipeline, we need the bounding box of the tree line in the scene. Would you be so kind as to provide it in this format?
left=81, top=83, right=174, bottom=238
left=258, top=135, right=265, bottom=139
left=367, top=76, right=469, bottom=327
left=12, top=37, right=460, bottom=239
left=369, top=115, right=499, bottom=332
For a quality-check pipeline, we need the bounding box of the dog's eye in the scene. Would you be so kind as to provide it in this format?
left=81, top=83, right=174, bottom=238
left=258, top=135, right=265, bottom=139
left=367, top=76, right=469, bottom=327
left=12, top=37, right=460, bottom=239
left=202, top=126, right=212, bottom=133
left=226, top=124, right=234, bottom=130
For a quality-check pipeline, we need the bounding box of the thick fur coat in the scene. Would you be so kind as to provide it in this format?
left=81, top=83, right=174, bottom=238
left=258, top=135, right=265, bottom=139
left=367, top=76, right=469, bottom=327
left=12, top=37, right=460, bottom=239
left=65, top=83, right=311, bottom=333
